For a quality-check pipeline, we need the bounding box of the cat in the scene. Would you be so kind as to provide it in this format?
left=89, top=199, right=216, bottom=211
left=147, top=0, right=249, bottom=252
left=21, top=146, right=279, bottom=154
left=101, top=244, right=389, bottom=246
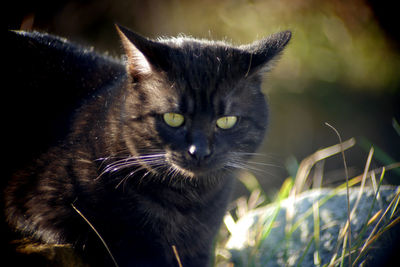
left=3, top=25, right=291, bottom=266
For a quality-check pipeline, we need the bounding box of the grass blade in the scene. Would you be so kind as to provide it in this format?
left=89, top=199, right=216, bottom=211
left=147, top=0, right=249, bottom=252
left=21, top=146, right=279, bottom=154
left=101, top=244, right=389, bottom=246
left=296, top=237, right=314, bottom=267
left=353, top=186, right=400, bottom=265
left=71, top=203, right=119, bottom=267
left=325, top=122, right=352, bottom=267
left=313, top=201, right=321, bottom=266
left=393, top=118, right=400, bottom=136
left=390, top=187, right=400, bottom=219
left=291, top=137, right=355, bottom=197
left=172, top=245, right=183, bottom=267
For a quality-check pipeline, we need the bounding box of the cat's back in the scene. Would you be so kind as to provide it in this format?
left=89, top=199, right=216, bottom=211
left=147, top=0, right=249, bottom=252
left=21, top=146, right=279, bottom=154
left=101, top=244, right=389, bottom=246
left=4, top=30, right=126, bottom=178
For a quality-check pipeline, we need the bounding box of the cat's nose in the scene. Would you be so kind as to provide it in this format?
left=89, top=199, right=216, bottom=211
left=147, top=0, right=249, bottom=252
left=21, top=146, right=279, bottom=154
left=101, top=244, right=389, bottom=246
left=188, top=144, right=212, bottom=161
left=188, top=132, right=212, bottom=161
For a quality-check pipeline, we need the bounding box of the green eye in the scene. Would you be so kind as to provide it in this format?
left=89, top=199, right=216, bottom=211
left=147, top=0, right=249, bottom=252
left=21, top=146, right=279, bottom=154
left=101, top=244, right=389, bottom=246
left=163, top=113, right=185, bottom=127
left=216, top=116, right=238, bottom=129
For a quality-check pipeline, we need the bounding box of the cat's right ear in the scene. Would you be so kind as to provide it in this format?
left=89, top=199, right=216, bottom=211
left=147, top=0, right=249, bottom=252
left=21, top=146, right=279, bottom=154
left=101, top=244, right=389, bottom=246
left=116, top=24, right=168, bottom=80
left=241, top=31, right=292, bottom=76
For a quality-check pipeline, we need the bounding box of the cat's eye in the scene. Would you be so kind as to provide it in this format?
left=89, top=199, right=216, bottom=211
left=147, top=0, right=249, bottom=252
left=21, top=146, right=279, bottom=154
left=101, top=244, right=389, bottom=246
left=163, top=113, right=185, bottom=127
left=216, top=116, right=238, bottom=129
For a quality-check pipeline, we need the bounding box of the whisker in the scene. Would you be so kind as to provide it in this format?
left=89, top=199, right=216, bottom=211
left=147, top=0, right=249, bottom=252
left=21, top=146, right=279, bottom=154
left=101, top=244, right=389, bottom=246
left=96, top=153, right=166, bottom=181
left=115, top=169, right=139, bottom=189
left=165, top=166, right=175, bottom=185
left=225, top=160, right=271, bottom=175
left=225, top=151, right=283, bottom=175
left=246, top=161, right=283, bottom=168
left=229, top=151, right=281, bottom=162
left=231, top=152, right=266, bottom=156
left=115, top=160, right=168, bottom=189
left=221, top=166, right=238, bottom=176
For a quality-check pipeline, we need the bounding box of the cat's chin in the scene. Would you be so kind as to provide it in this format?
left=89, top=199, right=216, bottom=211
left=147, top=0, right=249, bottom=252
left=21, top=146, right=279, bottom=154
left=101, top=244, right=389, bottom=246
left=169, top=162, right=221, bottom=179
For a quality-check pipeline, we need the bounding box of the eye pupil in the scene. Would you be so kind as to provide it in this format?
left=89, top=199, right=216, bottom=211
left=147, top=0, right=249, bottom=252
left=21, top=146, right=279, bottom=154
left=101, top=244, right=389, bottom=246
left=216, top=116, right=237, bottom=129
left=163, top=113, right=184, bottom=127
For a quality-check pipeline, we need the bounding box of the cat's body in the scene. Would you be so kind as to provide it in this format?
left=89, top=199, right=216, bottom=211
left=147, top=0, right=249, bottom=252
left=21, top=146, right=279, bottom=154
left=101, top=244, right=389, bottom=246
left=3, top=26, right=291, bottom=266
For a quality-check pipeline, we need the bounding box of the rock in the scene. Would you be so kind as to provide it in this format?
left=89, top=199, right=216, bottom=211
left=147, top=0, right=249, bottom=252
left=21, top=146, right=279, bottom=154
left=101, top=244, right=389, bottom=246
left=227, top=186, right=399, bottom=266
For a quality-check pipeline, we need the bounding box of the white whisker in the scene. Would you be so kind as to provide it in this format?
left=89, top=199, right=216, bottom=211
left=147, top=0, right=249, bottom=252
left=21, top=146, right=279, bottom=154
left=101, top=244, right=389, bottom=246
left=96, top=152, right=167, bottom=183
left=225, top=158, right=272, bottom=176
left=246, top=161, right=283, bottom=168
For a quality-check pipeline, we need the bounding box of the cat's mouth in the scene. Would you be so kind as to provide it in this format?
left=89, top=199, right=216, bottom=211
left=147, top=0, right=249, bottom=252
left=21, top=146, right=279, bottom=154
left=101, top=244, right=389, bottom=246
left=169, top=163, right=216, bottom=178
left=167, top=154, right=223, bottom=178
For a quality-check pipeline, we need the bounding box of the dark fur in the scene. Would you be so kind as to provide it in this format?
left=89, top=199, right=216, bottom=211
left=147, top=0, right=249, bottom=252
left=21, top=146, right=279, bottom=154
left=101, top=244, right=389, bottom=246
left=3, top=26, right=291, bottom=266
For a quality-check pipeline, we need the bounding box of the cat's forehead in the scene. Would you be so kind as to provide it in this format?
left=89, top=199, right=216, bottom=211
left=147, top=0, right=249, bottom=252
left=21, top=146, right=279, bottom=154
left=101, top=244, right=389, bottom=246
left=120, top=29, right=290, bottom=114
left=146, top=38, right=258, bottom=114
left=161, top=38, right=247, bottom=92
left=166, top=38, right=242, bottom=66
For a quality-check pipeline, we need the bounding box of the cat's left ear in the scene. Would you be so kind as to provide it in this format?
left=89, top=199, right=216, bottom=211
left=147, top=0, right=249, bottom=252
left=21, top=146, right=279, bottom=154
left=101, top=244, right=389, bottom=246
left=116, top=24, right=169, bottom=80
left=242, top=31, right=292, bottom=76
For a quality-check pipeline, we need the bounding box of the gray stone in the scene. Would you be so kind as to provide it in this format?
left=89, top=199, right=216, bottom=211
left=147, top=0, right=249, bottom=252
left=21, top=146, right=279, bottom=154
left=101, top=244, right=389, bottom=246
left=227, top=186, right=399, bottom=266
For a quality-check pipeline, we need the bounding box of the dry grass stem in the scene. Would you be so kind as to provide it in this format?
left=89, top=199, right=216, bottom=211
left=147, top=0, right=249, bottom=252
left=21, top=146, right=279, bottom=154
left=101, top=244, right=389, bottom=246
left=172, top=245, right=183, bottom=267
left=291, top=137, right=356, bottom=197
left=71, top=203, right=119, bottom=267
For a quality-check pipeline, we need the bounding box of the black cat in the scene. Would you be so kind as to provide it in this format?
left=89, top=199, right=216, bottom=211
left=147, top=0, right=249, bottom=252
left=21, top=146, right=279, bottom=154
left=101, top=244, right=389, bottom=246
left=3, top=25, right=291, bottom=266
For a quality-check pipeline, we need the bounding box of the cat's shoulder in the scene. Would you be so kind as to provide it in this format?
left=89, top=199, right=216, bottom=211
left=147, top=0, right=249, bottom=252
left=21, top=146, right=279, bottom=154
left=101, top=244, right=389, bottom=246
left=4, top=30, right=127, bottom=177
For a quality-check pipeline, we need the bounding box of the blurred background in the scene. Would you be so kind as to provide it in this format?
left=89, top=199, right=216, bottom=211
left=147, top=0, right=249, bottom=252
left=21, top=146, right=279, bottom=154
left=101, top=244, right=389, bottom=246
left=6, top=0, right=400, bottom=196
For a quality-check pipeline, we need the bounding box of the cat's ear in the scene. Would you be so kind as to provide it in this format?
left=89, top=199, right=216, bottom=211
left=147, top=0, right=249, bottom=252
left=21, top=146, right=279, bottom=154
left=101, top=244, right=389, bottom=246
left=116, top=24, right=169, bottom=79
left=241, top=31, right=292, bottom=76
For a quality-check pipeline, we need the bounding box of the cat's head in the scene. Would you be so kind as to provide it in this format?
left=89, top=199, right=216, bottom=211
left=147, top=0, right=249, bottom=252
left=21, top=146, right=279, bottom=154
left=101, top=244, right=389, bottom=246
left=115, top=25, right=291, bottom=180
